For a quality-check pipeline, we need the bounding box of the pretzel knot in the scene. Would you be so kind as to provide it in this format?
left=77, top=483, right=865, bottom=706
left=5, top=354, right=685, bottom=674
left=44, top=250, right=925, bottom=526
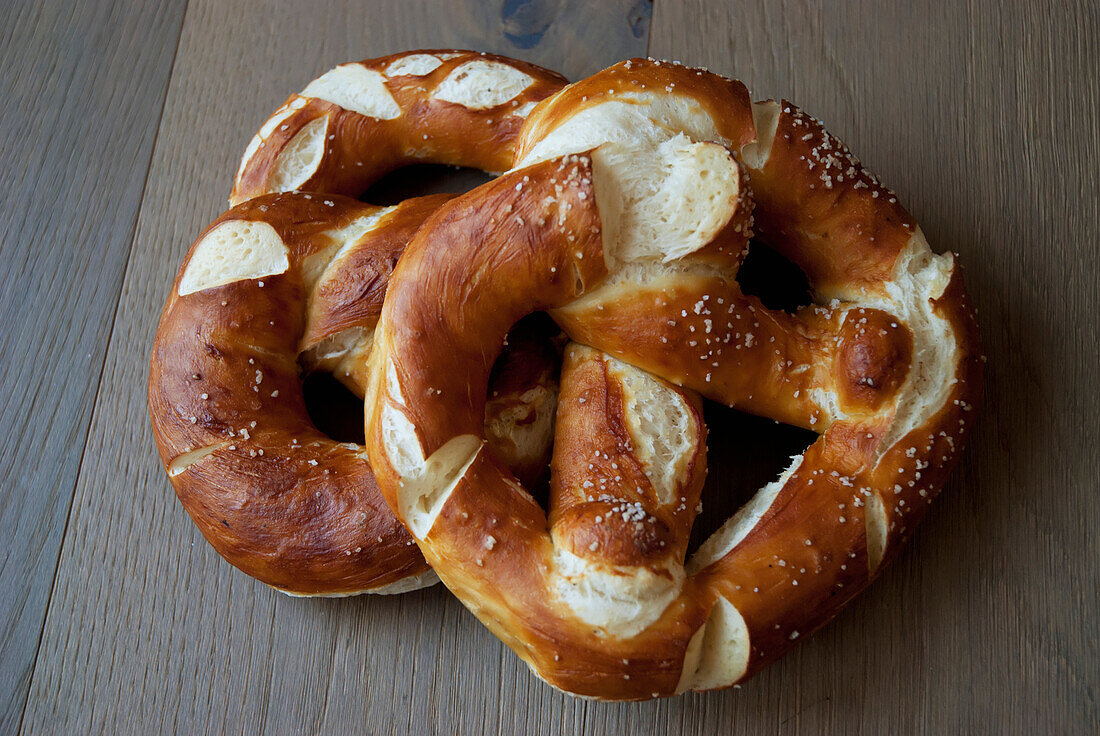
left=149, top=51, right=566, bottom=595
left=362, top=59, right=983, bottom=699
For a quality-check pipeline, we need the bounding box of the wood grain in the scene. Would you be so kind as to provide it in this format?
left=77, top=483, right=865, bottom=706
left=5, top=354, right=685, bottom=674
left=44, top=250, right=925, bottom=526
left=645, top=0, right=1099, bottom=733
left=14, top=0, right=1099, bottom=733
left=19, top=1, right=650, bottom=734
left=0, top=1, right=186, bottom=732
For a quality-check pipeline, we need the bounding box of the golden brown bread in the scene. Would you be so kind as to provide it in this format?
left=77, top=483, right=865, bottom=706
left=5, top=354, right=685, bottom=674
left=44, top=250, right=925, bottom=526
left=360, top=59, right=983, bottom=699
left=149, top=193, right=563, bottom=596
left=231, top=50, right=566, bottom=205
left=150, top=50, right=570, bottom=596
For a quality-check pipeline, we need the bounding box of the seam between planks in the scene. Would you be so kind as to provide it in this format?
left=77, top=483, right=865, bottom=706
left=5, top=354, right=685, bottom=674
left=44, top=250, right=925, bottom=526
left=15, top=3, right=191, bottom=732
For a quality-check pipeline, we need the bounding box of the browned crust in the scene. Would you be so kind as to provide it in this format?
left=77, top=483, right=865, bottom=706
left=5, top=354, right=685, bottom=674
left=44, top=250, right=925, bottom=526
left=694, top=269, right=983, bottom=680
left=149, top=194, right=429, bottom=594
left=514, top=57, right=757, bottom=162
left=420, top=452, right=709, bottom=699
left=361, top=58, right=984, bottom=699
left=365, top=155, right=717, bottom=697
left=748, top=101, right=917, bottom=299
left=301, top=193, right=454, bottom=351
left=149, top=192, right=565, bottom=594
left=369, top=154, right=607, bottom=455
left=549, top=345, right=707, bottom=567
left=154, top=50, right=571, bottom=596
left=230, top=50, right=567, bottom=205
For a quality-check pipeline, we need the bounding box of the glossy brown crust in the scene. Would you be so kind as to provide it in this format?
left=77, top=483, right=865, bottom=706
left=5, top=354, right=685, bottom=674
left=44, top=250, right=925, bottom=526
left=365, top=157, right=715, bottom=697
left=748, top=102, right=917, bottom=299
left=154, top=49, right=568, bottom=596
left=556, top=277, right=916, bottom=431
left=362, top=61, right=983, bottom=698
left=230, top=50, right=567, bottom=205
left=693, top=268, right=984, bottom=679
left=364, top=164, right=711, bottom=695
left=549, top=345, right=707, bottom=567
left=300, top=198, right=443, bottom=351
left=149, top=193, right=561, bottom=594
left=150, top=194, right=433, bottom=594
left=514, top=57, right=757, bottom=162
left=368, top=154, right=608, bottom=455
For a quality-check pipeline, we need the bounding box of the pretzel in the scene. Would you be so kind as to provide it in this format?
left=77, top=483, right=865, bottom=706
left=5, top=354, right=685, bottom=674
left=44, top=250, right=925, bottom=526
left=361, top=59, right=982, bottom=699
left=151, top=50, right=567, bottom=596
left=230, top=50, right=566, bottom=205
left=148, top=191, right=561, bottom=596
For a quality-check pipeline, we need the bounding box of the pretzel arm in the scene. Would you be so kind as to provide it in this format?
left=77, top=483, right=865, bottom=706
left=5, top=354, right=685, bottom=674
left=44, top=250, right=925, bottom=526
left=151, top=193, right=563, bottom=594
left=359, top=58, right=983, bottom=700
left=231, top=51, right=566, bottom=205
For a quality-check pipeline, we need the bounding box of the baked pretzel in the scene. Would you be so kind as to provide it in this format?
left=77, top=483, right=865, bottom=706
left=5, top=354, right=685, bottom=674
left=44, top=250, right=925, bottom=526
left=231, top=50, right=566, bottom=205
left=361, top=59, right=982, bottom=699
left=151, top=50, right=567, bottom=596
left=148, top=192, right=560, bottom=596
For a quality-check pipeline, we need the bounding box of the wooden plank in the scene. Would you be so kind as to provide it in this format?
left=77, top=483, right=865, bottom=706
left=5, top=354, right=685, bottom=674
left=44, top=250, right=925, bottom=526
left=647, top=0, right=1100, bottom=733
left=21, top=1, right=650, bottom=734
left=25, top=0, right=1099, bottom=733
left=0, top=2, right=186, bottom=732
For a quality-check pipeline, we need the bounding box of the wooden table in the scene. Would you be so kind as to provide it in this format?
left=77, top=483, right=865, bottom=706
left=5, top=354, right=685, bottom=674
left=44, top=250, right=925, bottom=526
left=3, top=1, right=1096, bottom=733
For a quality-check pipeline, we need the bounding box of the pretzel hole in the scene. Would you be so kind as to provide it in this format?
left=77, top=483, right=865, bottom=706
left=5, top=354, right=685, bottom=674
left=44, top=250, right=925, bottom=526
left=360, top=164, right=493, bottom=206
left=303, top=372, right=364, bottom=444
left=304, top=315, right=561, bottom=498
left=301, top=354, right=551, bottom=450
left=735, top=239, right=813, bottom=313
left=681, top=240, right=815, bottom=552
left=688, top=404, right=816, bottom=554
left=483, top=313, right=562, bottom=499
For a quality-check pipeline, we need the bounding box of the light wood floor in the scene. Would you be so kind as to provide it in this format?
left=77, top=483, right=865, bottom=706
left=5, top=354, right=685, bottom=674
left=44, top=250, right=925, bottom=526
left=2, top=1, right=1096, bottom=733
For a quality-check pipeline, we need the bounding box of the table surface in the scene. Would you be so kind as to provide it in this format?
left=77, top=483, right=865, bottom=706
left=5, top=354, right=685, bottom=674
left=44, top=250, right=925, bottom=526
left=2, top=1, right=1097, bottom=733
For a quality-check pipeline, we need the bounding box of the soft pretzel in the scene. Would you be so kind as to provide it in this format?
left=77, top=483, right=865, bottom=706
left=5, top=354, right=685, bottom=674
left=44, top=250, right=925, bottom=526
left=361, top=59, right=982, bottom=699
left=230, top=50, right=566, bottom=205
left=151, top=50, right=567, bottom=596
left=148, top=193, right=560, bottom=595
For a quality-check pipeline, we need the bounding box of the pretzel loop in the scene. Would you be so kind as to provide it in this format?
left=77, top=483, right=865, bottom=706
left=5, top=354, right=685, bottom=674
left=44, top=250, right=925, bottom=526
left=363, top=60, right=982, bottom=699
left=151, top=51, right=569, bottom=596
left=231, top=50, right=566, bottom=205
